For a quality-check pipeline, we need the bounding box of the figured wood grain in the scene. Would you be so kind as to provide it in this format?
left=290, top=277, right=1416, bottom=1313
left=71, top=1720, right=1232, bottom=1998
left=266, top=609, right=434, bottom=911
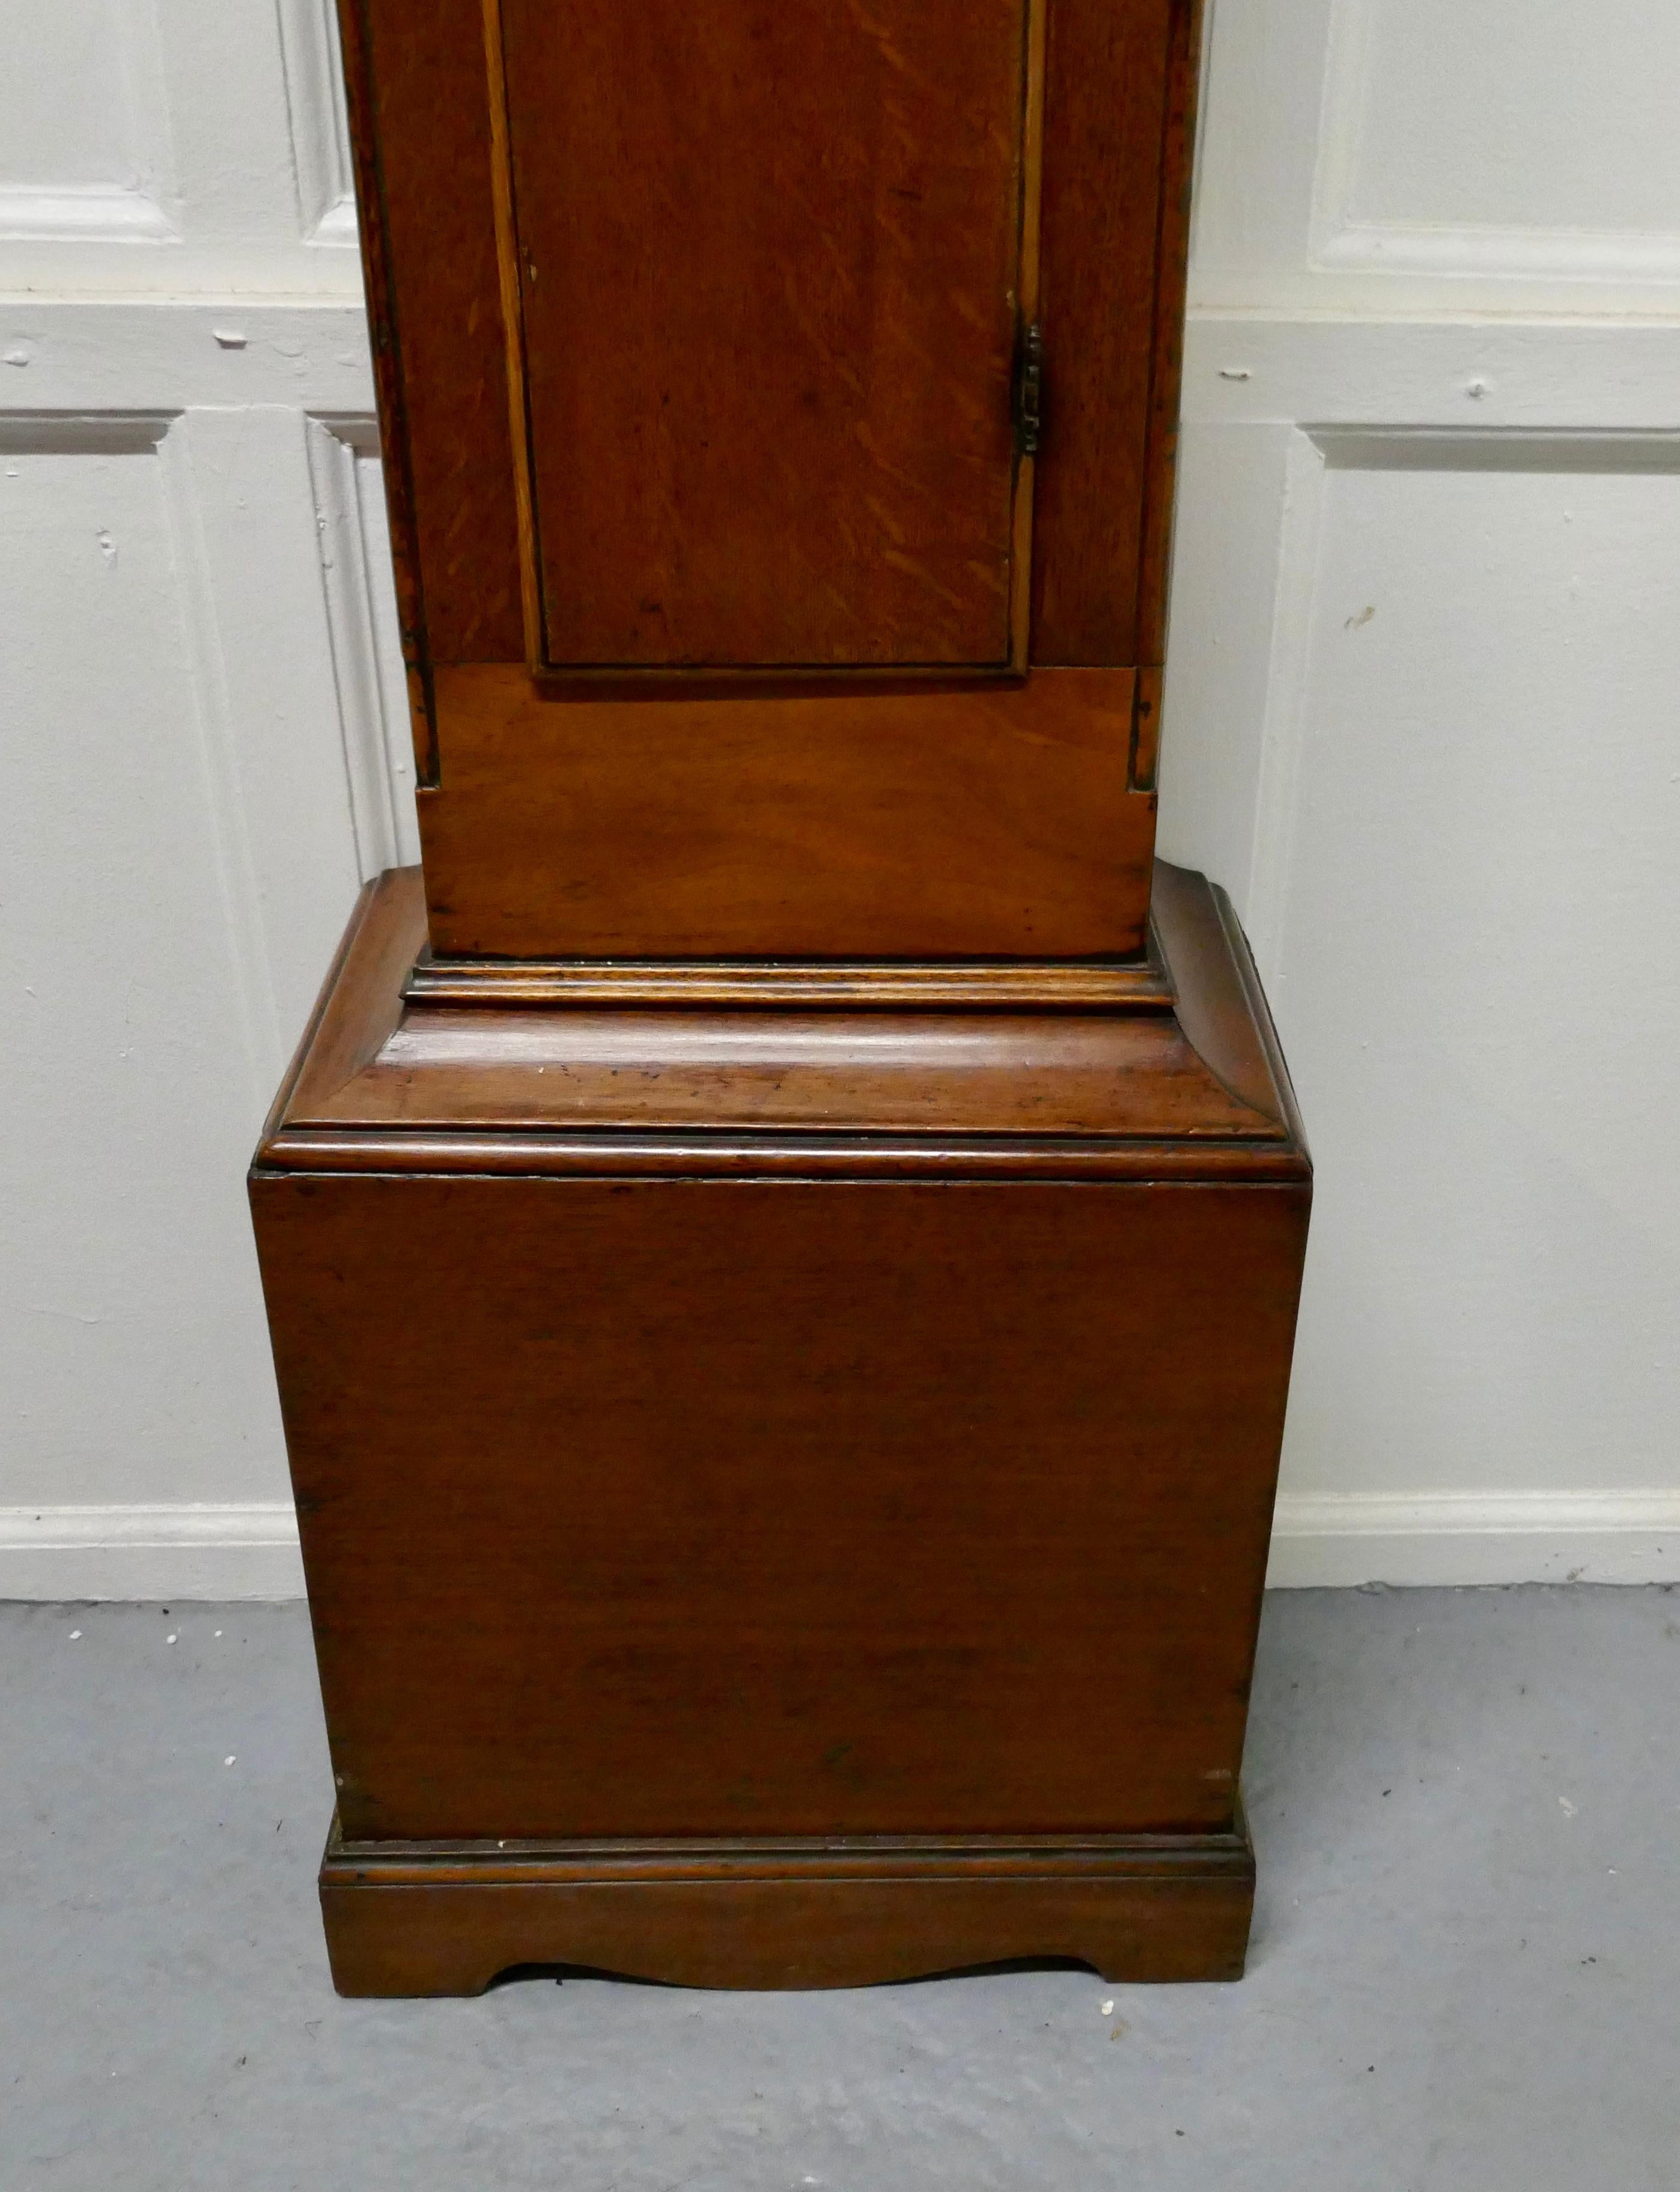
left=421, top=664, right=1151, bottom=960
left=341, top=0, right=1196, bottom=693
left=497, top=0, right=1033, bottom=671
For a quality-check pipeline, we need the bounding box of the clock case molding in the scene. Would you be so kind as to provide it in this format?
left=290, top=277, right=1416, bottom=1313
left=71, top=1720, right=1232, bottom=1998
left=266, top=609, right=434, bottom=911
left=251, top=0, right=1314, bottom=1997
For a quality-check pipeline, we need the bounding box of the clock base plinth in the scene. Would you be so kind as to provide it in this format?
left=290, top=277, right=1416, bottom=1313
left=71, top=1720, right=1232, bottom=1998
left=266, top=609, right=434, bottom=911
left=252, top=862, right=1308, bottom=2000
left=318, top=1823, right=1256, bottom=1997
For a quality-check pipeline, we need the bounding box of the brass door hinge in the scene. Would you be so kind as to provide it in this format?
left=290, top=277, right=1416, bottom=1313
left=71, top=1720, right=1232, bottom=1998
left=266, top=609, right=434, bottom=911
left=1014, top=322, right=1044, bottom=457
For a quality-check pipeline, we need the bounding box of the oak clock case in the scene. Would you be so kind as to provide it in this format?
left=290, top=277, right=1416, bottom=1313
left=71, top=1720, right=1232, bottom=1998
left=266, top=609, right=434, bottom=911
left=250, top=0, right=1313, bottom=1996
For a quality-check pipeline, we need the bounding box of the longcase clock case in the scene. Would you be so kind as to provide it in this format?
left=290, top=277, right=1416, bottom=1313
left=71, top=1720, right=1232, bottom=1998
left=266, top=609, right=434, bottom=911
left=250, top=0, right=1312, bottom=1996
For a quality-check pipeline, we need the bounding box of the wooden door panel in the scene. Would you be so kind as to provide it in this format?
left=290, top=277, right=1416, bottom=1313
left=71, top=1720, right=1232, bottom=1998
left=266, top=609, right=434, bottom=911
left=494, top=0, right=1039, bottom=674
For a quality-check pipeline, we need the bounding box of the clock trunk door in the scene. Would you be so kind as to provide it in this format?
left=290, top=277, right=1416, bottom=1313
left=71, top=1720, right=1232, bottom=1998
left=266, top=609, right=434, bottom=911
left=494, top=0, right=1041, bottom=677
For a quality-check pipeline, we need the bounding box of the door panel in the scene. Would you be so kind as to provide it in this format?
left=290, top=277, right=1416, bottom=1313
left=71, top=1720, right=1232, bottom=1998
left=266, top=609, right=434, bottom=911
left=495, top=0, right=1039, bottom=674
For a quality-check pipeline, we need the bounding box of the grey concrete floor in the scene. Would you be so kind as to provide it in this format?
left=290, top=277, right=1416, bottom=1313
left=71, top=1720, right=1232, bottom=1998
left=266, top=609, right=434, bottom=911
left=2, top=1588, right=1677, bottom=2191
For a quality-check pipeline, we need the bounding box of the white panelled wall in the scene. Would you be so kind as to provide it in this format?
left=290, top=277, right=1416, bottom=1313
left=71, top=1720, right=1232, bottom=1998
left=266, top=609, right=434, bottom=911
left=2, top=0, right=1677, bottom=1594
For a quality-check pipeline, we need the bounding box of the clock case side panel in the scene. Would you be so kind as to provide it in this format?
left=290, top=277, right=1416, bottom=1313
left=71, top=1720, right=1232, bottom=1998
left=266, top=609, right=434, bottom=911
left=1031, top=0, right=1200, bottom=684
left=337, top=0, right=526, bottom=746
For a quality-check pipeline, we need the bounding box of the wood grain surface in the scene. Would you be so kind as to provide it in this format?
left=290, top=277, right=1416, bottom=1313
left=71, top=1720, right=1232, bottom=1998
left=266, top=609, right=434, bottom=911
left=339, top=0, right=1202, bottom=683
left=262, top=864, right=1302, bottom=1168
left=290, top=1008, right=1279, bottom=1139
left=318, top=1827, right=1255, bottom=1993
left=1136, top=0, right=1207, bottom=677
left=255, top=1171, right=1306, bottom=1844
left=404, top=956, right=1174, bottom=1013
left=251, top=858, right=1309, bottom=1986
left=1031, top=0, right=1179, bottom=665
left=336, top=1, right=1209, bottom=951
left=496, top=0, right=1032, bottom=671
left=279, top=0, right=1263, bottom=1999
left=343, top=0, right=524, bottom=669
left=420, top=664, right=1151, bottom=960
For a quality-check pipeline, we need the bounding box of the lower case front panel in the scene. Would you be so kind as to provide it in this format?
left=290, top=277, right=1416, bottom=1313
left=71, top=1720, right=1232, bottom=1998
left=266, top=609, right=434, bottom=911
left=253, top=1174, right=1307, bottom=1846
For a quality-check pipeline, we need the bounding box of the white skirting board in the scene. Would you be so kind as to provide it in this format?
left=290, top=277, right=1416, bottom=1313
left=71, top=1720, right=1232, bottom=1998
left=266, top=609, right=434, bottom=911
left=0, top=1507, right=306, bottom=1603
left=1, top=1493, right=1678, bottom=1601
left=1263, top=1493, right=1680, bottom=1590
